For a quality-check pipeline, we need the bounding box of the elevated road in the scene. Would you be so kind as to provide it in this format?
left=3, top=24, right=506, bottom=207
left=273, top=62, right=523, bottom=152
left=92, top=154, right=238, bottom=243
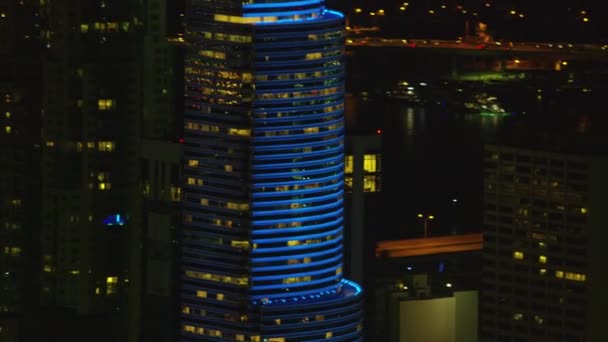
left=376, top=233, right=483, bottom=258
left=346, top=37, right=608, bottom=60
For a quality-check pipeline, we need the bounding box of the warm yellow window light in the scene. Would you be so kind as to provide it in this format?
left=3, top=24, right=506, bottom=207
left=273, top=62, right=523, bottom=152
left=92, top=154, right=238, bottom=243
left=513, top=251, right=524, bottom=260
left=98, top=99, right=114, bottom=110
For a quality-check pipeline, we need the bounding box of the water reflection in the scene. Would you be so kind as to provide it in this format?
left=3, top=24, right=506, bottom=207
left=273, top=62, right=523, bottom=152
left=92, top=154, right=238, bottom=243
left=346, top=95, right=493, bottom=239
left=403, top=107, right=415, bottom=143
left=345, top=72, right=605, bottom=240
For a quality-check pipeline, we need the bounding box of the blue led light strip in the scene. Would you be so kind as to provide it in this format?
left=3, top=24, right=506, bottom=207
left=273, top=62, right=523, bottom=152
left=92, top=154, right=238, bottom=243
left=242, top=0, right=324, bottom=9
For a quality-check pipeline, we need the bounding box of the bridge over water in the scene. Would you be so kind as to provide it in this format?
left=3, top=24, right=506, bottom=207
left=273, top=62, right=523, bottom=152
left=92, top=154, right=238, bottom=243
left=346, top=37, right=608, bottom=74
left=345, top=37, right=608, bottom=83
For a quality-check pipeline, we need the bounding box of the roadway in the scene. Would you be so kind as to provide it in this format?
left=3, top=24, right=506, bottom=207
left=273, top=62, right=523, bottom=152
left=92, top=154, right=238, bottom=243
left=376, top=233, right=483, bottom=258
left=346, top=37, right=608, bottom=58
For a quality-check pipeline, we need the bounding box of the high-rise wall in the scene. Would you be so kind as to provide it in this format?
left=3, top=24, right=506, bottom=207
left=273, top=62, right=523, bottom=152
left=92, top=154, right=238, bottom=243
left=481, top=144, right=608, bottom=341
left=0, top=0, right=42, bottom=321
left=39, top=0, right=142, bottom=333
left=181, top=1, right=363, bottom=340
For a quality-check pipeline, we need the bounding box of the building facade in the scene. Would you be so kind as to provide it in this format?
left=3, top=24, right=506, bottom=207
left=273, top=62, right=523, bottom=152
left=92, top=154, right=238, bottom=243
left=481, top=144, right=608, bottom=342
left=0, top=3, right=42, bottom=340
left=181, top=1, right=363, bottom=340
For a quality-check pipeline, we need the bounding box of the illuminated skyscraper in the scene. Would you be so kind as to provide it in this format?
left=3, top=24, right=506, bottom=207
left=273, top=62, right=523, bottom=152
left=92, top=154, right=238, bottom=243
left=181, top=1, right=363, bottom=341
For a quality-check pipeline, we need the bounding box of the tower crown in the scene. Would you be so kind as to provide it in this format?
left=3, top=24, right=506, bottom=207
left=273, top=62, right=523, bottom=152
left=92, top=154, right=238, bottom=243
left=191, top=0, right=327, bottom=24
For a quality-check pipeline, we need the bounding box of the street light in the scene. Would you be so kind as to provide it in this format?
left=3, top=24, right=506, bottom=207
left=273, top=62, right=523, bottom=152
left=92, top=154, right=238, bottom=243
left=417, top=213, right=435, bottom=238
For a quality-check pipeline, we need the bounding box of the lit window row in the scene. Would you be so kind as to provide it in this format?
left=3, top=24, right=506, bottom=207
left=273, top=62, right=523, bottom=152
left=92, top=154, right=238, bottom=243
left=305, top=52, right=323, bottom=60
left=76, top=141, right=116, bottom=152
left=265, top=222, right=302, bottom=229
left=282, top=276, right=312, bottom=284
left=185, top=121, right=220, bottom=133
left=286, top=234, right=338, bottom=247
left=186, top=270, right=249, bottom=286
left=201, top=31, right=252, bottom=43
left=185, top=68, right=252, bottom=83
left=307, top=31, right=342, bottom=40
left=170, top=187, right=181, bottom=202
left=3, top=246, right=21, bottom=256
left=214, top=13, right=319, bottom=24
left=229, top=128, right=250, bottom=136
left=185, top=121, right=251, bottom=136
left=259, top=182, right=328, bottom=193
left=182, top=325, right=222, bottom=338
left=80, top=22, right=130, bottom=33
left=344, top=154, right=382, bottom=192
left=255, top=69, right=339, bottom=82
left=257, top=86, right=340, bottom=100
left=288, top=257, right=312, bottom=265
left=198, top=50, right=226, bottom=59
left=259, top=50, right=340, bottom=62
left=188, top=95, right=241, bottom=106
left=98, top=99, right=115, bottom=110
left=199, top=198, right=249, bottom=211
left=196, top=86, right=238, bottom=96
left=3, top=222, right=21, bottom=230
left=183, top=324, right=263, bottom=342
left=512, top=251, right=548, bottom=264
left=256, top=104, right=343, bottom=119
left=186, top=177, right=204, bottom=186
left=189, top=79, right=243, bottom=91
left=261, top=124, right=341, bottom=137
left=106, top=276, right=118, bottom=295
left=555, top=270, right=586, bottom=281
left=231, top=240, right=250, bottom=250
left=205, top=218, right=235, bottom=228
left=98, top=182, right=111, bottom=190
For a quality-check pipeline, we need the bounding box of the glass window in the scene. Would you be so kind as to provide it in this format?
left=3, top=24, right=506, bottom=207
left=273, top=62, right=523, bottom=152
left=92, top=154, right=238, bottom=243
left=344, top=176, right=353, bottom=192
left=344, top=155, right=353, bottom=174
left=513, top=251, right=524, bottom=260
left=364, top=175, right=380, bottom=192
left=106, top=276, right=118, bottom=295
left=98, top=99, right=115, bottom=110
left=363, top=154, right=380, bottom=172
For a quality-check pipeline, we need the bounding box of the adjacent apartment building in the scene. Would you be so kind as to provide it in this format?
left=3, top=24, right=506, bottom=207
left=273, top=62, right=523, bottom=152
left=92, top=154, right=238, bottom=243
left=481, top=144, right=608, bottom=341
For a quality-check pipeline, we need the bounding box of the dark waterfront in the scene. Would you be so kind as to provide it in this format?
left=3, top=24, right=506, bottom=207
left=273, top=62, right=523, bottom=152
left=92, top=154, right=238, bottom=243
left=345, top=47, right=608, bottom=240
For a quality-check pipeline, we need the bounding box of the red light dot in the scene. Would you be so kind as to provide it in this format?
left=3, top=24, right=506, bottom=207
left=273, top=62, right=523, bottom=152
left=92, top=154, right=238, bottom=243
left=376, top=129, right=382, bottom=134
left=179, top=138, right=185, bottom=143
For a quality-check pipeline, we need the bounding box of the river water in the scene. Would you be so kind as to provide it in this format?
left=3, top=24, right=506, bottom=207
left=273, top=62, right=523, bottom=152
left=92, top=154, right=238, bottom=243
left=344, top=47, right=607, bottom=240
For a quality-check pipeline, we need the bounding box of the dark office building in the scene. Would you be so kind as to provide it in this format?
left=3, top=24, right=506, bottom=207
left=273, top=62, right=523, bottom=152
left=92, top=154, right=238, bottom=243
left=0, top=1, right=42, bottom=340
left=36, top=0, right=143, bottom=340
left=180, top=0, right=363, bottom=340
left=481, top=144, right=608, bottom=342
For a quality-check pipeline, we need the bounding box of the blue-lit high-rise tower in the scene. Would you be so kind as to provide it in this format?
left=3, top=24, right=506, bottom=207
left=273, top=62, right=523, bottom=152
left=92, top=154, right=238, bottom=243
left=181, top=1, right=363, bottom=341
